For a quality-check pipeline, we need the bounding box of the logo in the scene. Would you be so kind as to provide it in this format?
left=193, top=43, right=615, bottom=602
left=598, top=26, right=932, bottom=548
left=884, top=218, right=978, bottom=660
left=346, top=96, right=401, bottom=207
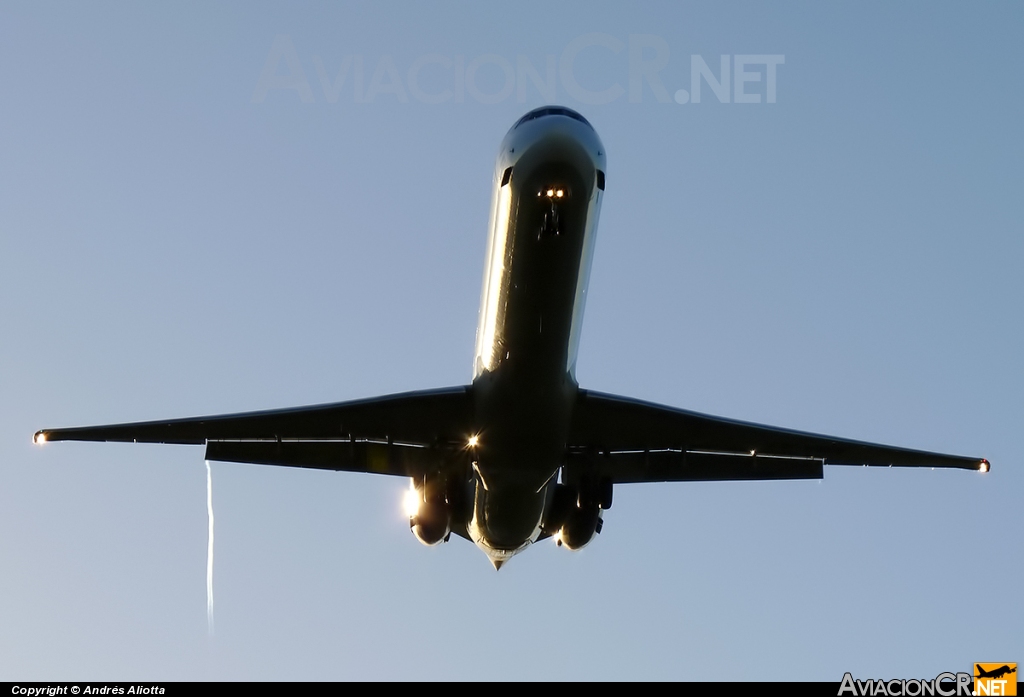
left=250, top=35, right=785, bottom=107
left=838, top=667, right=1020, bottom=697
left=974, top=664, right=1017, bottom=696
left=839, top=672, right=972, bottom=696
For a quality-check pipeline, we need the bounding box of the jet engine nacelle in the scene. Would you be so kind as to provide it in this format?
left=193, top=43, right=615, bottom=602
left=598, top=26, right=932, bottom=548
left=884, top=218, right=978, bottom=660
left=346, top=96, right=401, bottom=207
left=548, top=478, right=612, bottom=551
left=558, top=504, right=603, bottom=550
left=410, top=499, right=451, bottom=546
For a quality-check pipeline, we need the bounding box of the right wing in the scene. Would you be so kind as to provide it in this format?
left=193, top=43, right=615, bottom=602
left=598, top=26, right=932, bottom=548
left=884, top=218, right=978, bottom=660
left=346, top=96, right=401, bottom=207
left=35, top=386, right=474, bottom=477
left=568, top=390, right=988, bottom=483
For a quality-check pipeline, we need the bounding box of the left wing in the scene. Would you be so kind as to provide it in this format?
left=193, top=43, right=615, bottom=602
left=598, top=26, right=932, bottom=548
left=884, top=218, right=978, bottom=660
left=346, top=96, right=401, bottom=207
left=35, top=386, right=474, bottom=477
left=568, top=390, right=988, bottom=483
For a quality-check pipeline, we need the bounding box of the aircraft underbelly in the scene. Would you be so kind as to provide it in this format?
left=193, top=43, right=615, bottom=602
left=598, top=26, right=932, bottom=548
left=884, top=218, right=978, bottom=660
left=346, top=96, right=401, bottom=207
left=468, top=122, right=605, bottom=553
left=474, top=162, right=590, bottom=486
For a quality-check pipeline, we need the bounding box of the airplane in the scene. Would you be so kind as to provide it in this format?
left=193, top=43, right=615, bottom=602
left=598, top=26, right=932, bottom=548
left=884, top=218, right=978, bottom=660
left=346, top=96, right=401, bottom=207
left=34, top=105, right=989, bottom=569
left=975, top=665, right=1016, bottom=680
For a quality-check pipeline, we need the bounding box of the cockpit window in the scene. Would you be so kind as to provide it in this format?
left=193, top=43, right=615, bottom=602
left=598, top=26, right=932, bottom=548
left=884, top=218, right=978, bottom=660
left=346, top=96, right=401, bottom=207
left=513, top=106, right=591, bottom=129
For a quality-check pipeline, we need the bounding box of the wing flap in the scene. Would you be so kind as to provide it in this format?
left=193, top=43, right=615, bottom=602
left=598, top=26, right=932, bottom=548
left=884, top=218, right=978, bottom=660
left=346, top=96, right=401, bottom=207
left=204, top=440, right=440, bottom=477
left=572, top=450, right=823, bottom=483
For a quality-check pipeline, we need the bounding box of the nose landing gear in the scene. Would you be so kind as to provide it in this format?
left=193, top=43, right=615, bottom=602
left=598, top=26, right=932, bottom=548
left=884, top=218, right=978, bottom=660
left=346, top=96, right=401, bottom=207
left=537, top=186, right=568, bottom=239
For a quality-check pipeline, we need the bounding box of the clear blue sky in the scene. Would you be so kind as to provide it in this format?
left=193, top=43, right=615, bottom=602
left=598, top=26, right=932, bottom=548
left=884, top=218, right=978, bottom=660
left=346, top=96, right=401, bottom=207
left=2, top=2, right=1021, bottom=681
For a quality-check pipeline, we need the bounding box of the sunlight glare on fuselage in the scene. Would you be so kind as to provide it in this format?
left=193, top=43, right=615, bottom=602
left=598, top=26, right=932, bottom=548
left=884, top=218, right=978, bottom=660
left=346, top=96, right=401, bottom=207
left=477, top=183, right=513, bottom=373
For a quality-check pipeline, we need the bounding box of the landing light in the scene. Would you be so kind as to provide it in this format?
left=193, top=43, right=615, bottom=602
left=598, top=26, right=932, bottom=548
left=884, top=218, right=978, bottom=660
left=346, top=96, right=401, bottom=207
left=403, top=482, right=421, bottom=517
left=467, top=435, right=479, bottom=448
left=34, top=432, right=46, bottom=445
left=979, top=460, right=990, bottom=473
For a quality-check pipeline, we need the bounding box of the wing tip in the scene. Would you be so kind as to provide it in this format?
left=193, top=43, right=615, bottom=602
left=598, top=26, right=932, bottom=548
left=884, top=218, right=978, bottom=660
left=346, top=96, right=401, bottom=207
left=33, top=430, right=48, bottom=445
left=978, top=458, right=990, bottom=473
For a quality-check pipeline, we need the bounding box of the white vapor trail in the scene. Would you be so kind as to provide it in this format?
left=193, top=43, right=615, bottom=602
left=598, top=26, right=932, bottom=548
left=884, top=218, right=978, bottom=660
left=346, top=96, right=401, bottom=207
left=206, top=460, right=214, bottom=636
